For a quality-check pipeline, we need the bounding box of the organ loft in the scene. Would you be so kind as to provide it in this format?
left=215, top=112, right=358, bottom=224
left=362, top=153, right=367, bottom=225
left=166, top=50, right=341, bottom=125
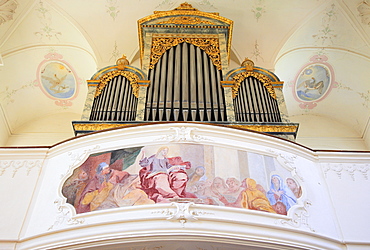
left=72, top=2, right=299, bottom=140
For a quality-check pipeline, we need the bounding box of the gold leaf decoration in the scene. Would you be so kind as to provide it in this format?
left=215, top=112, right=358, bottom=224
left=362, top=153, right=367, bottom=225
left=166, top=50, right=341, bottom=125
left=231, top=124, right=298, bottom=133
left=232, top=71, right=276, bottom=99
left=95, top=70, right=139, bottom=98
left=73, top=123, right=133, bottom=131
left=157, top=16, right=215, bottom=25
left=150, top=37, right=221, bottom=70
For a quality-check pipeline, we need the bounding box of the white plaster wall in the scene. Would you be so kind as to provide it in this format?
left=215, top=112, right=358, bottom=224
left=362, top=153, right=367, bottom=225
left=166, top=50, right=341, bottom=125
left=0, top=148, right=47, bottom=249
left=0, top=124, right=369, bottom=250
left=318, top=152, right=370, bottom=244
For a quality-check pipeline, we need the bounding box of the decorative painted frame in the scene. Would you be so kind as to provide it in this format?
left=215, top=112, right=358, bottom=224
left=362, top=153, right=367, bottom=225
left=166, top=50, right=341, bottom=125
left=35, top=52, right=82, bottom=107
left=292, top=55, right=337, bottom=109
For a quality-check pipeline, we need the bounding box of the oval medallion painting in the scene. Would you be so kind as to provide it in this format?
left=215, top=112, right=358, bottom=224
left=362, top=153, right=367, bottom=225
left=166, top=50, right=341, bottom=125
left=295, top=64, right=331, bottom=102
left=40, top=62, right=76, bottom=99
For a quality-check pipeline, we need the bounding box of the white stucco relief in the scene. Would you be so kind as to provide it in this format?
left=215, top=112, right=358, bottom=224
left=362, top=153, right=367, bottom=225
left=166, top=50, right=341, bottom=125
left=0, top=160, right=42, bottom=177
left=267, top=149, right=303, bottom=181
left=153, top=201, right=214, bottom=227
left=156, top=126, right=213, bottom=143
left=276, top=199, right=314, bottom=232
left=323, top=163, right=369, bottom=180
left=62, top=145, right=101, bottom=180
left=48, top=199, right=85, bottom=231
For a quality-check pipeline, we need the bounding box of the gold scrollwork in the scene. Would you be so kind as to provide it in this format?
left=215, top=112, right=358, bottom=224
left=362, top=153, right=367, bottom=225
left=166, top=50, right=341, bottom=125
left=157, top=16, right=215, bottom=25
left=73, top=123, right=133, bottom=131
left=150, top=37, right=221, bottom=70
left=232, top=71, right=276, bottom=99
left=95, top=70, right=139, bottom=98
left=230, top=124, right=298, bottom=133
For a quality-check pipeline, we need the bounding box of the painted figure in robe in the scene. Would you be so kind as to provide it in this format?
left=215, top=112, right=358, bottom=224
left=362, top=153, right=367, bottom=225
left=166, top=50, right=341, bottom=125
left=266, top=174, right=297, bottom=213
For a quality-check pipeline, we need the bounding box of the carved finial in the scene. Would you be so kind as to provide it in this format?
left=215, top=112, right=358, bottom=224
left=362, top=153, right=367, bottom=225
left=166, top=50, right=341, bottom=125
left=174, top=2, right=198, bottom=11
left=116, top=54, right=129, bottom=70
left=241, top=58, right=254, bottom=71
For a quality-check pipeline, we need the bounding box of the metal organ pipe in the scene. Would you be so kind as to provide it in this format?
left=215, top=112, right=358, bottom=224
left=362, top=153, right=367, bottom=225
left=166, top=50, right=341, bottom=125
left=90, top=76, right=137, bottom=121
left=145, top=43, right=226, bottom=122
left=233, top=76, right=281, bottom=122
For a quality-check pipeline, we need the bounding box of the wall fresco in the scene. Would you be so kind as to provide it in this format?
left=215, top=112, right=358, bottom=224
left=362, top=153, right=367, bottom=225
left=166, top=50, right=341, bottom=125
left=62, top=144, right=302, bottom=215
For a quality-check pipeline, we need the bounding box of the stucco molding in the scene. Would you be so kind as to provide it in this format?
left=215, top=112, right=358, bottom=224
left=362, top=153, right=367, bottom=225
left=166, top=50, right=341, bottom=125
left=323, top=163, right=369, bottom=180
left=153, top=201, right=214, bottom=227
left=0, top=159, right=42, bottom=177
left=276, top=199, right=314, bottom=232
left=267, top=149, right=303, bottom=182
left=63, top=145, right=101, bottom=180
left=48, top=199, right=85, bottom=231
left=155, top=126, right=213, bottom=143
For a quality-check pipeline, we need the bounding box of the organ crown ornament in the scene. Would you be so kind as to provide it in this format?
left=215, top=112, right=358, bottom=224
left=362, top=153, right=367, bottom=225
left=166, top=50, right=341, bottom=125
left=116, top=54, right=129, bottom=70
left=241, top=58, right=255, bottom=71
left=173, top=2, right=198, bottom=11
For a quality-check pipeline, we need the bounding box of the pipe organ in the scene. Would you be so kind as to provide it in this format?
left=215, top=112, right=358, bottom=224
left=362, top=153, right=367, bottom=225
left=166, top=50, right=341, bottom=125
left=90, top=75, right=138, bottom=121
left=146, top=42, right=226, bottom=122
left=74, top=3, right=298, bottom=139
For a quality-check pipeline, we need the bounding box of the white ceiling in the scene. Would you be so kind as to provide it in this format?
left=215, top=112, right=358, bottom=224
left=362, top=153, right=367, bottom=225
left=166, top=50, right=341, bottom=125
left=0, top=0, right=369, bottom=150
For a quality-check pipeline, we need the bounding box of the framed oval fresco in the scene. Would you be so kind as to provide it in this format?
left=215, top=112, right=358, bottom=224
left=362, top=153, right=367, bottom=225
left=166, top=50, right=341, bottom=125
left=40, top=62, right=76, bottom=99
left=36, top=53, right=81, bottom=106
left=293, top=55, right=337, bottom=109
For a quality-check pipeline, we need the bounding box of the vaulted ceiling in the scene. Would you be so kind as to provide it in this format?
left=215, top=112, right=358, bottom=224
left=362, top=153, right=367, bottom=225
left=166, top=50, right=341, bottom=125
left=0, top=0, right=369, bottom=150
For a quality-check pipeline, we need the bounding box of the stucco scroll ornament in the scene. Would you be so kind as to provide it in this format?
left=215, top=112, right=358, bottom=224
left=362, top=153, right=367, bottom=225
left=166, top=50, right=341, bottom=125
left=62, top=145, right=101, bottom=179
left=153, top=201, right=213, bottom=227
left=48, top=199, right=85, bottom=231
left=0, top=160, right=42, bottom=177
left=0, top=0, right=18, bottom=25
left=266, top=149, right=303, bottom=182
left=0, top=160, right=12, bottom=176
left=276, top=200, right=314, bottom=232
left=323, top=163, right=369, bottom=180
left=156, top=126, right=213, bottom=143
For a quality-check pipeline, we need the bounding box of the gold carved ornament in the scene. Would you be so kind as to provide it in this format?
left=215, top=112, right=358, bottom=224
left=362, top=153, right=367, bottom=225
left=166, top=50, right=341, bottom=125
left=232, top=71, right=276, bottom=99
left=95, top=70, right=140, bottom=98
left=157, top=16, right=215, bottom=25
left=73, top=123, right=134, bottom=131
left=150, top=37, right=221, bottom=70
left=230, top=124, right=298, bottom=133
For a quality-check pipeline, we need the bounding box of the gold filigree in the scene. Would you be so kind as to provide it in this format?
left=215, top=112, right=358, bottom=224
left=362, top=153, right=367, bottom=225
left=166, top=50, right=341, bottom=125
left=230, top=124, right=298, bottom=133
left=138, top=2, right=232, bottom=66
left=157, top=16, right=215, bottom=25
left=73, top=122, right=298, bottom=134
left=73, top=123, right=134, bottom=131
left=173, top=2, right=198, bottom=11
left=241, top=58, right=254, bottom=71
left=150, top=37, right=221, bottom=70
left=95, top=70, right=139, bottom=98
left=116, top=54, right=129, bottom=70
left=232, top=71, right=276, bottom=99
